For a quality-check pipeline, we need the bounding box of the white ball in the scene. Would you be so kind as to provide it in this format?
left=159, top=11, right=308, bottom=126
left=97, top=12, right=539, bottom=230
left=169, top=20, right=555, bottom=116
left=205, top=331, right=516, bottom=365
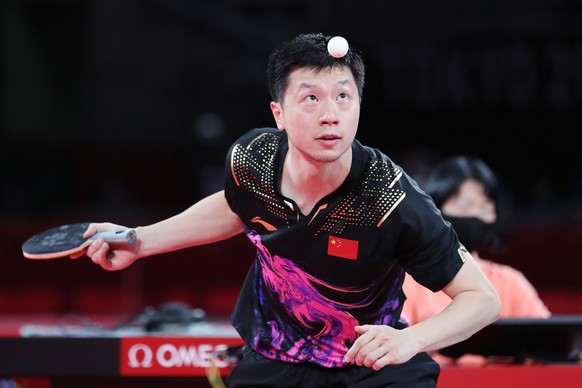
left=327, top=36, right=349, bottom=58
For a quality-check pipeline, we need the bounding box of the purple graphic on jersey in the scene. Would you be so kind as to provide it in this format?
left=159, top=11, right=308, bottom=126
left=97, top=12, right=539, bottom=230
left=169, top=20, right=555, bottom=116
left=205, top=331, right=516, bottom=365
left=247, top=231, right=389, bottom=367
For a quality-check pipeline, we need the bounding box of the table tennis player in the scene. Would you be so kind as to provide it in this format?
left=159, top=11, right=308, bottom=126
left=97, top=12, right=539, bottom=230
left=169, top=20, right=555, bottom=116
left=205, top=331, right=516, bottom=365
left=73, top=32, right=501, bottom=387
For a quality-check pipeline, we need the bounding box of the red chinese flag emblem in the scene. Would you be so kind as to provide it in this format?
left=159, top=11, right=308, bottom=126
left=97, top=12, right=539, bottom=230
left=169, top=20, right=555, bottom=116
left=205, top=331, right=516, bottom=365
left=327, top=236, right=359, bottom=260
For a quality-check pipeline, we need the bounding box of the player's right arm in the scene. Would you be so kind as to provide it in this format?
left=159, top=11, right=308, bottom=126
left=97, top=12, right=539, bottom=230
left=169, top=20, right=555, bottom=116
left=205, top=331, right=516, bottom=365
left=76, top=190, right=244, bottom=271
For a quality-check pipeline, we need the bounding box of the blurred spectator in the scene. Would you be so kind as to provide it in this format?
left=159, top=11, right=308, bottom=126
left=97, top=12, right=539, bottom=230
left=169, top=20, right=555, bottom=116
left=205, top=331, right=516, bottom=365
left=402, top=155, right=550, bottom=365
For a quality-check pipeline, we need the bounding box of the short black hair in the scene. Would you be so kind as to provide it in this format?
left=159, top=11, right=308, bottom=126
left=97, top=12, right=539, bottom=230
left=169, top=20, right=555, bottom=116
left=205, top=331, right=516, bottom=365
left=266, top=32, right=366, bottom=103
left=424, top=155, right=499, bottom=209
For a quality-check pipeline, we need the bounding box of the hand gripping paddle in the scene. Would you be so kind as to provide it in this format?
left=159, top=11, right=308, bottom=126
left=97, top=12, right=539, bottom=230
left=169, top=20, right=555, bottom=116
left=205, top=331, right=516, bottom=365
left=22, top=222, right=137, bottom=259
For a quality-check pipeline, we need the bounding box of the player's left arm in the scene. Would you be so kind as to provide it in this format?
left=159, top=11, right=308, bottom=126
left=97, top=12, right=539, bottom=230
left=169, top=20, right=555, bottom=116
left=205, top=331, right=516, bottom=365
left=409, top=250, right=501, bottom=350
left=345, top=250, right=500, bottom=369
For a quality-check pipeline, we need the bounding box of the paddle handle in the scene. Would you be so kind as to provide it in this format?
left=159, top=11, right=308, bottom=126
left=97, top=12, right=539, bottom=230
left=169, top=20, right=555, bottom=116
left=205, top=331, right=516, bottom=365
left=88, top=229, right=137, bottom=244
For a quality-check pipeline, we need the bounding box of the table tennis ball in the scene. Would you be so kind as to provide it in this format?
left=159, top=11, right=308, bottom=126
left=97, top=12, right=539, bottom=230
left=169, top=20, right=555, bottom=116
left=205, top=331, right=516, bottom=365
left=327, top=36, right=349, bottom=58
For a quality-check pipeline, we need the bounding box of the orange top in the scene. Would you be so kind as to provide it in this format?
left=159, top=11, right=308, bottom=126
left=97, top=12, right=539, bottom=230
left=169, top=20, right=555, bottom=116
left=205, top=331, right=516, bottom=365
left=402, top=254, right=551, bottom=326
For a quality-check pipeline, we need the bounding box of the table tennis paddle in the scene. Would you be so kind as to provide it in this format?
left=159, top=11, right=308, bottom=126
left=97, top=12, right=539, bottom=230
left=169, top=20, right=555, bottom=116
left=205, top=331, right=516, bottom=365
left=22, top=222, right=137, bottom=260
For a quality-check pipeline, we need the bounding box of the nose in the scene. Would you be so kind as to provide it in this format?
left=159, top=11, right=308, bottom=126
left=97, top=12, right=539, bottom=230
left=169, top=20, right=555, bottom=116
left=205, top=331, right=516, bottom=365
left=319, top=99, right=339, bottom=126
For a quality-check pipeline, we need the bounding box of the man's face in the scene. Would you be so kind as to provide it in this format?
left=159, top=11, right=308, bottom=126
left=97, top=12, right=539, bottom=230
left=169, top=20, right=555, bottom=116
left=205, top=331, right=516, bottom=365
left=270, top=66, right=360, bottom=164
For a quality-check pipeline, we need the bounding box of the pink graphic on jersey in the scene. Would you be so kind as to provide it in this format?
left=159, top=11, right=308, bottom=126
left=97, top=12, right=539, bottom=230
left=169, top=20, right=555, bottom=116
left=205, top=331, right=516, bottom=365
left=248, top=231, right=381, bottom=367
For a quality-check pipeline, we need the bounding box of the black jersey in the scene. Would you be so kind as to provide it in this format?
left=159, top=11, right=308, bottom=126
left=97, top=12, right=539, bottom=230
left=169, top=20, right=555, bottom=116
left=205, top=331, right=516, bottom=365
left=224, top=127, right=464, bottom=368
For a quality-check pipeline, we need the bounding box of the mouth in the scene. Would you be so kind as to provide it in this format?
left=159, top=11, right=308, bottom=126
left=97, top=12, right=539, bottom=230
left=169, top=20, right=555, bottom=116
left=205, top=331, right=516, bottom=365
left=316, top=134, right=341, bottom=148
left=316, top=134, right=341, bottom=141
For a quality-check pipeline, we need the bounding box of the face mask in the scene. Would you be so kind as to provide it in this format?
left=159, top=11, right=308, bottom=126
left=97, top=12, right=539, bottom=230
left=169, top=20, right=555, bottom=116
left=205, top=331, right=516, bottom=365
left=443, top=216, right=498, bottom=253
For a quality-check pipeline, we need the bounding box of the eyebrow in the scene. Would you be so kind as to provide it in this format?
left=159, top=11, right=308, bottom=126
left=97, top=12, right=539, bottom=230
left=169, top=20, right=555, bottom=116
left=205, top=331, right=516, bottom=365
left=297, top=78, right=353, bottom=91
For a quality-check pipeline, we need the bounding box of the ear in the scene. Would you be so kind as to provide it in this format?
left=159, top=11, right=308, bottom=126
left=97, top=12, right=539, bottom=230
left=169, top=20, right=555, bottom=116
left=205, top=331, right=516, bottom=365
left=270, top=101, right=285, bottom=130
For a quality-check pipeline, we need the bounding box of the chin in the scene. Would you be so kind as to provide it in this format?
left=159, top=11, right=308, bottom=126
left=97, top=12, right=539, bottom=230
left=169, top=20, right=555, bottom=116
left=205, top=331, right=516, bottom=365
left=311, top=150, right=347, bottom=164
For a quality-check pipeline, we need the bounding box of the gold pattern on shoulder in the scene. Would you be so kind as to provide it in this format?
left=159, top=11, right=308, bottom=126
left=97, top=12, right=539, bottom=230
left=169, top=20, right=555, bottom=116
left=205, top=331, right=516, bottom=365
left=316, top=159, right=406, bottom=236
left=231, top=133, right=290, bottom=226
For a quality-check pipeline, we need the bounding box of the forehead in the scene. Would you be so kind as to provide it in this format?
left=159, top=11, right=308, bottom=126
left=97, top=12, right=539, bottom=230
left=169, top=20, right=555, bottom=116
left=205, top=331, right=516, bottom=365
left=287, top=66, right=356, bottom=86
left=456, top=179, right=489, bottom=200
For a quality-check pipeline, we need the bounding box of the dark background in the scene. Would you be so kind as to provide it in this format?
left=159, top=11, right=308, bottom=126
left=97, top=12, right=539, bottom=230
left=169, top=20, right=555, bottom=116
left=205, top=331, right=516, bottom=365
left=0, top=0, right=581, bottom=317
left=2, top=0, right=581, bottom=223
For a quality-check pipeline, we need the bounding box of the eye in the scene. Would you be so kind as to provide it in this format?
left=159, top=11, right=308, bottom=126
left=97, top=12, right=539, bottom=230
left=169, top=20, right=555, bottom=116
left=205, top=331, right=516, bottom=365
left=307, top=94, right=318, bottom=101
left=338, top=92, right=349, bottom=101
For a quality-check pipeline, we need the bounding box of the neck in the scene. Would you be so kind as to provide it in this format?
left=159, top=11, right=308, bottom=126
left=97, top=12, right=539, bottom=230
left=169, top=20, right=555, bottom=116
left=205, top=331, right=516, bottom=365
left=280, top=150, right=352, bottom=215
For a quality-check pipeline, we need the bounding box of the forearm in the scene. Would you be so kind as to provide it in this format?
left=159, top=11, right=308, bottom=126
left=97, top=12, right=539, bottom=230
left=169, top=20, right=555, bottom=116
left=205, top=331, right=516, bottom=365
left=406, top=288, right=500, bottom=353
left=405, top=251, right=501, bottom=354
left=136, top=191, right=244, bottom=258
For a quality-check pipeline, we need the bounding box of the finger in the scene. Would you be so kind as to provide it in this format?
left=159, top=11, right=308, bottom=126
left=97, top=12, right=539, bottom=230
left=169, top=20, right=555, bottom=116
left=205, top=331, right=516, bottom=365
left=372, top=354, right=392, bottom=371
left=355, top=327, right=387, bottom=366
left=82, top=223, right=98, bottom=239
left=85, top=238, right=104, bottom=259
left=69, top=250, right=86, bottom=260
left=90, top=241, right=110, bottom=266
left=344, top=325, right=371, bottom=363
left=362, top=345, right=389, bottom=369
left=355, top=339, right=381, bottom=366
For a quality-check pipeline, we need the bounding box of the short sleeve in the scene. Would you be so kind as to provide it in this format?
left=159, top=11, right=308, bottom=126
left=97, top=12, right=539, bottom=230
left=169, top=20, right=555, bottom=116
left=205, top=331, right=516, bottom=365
left=392, top=172, right=465, bottom=292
